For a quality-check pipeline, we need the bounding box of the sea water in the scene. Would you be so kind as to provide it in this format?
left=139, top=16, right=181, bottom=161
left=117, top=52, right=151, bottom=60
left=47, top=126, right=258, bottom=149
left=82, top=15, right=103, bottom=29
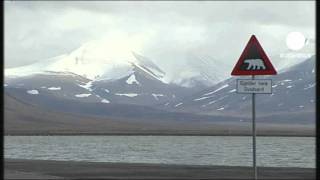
left=4, top=136, right=315, bottom=168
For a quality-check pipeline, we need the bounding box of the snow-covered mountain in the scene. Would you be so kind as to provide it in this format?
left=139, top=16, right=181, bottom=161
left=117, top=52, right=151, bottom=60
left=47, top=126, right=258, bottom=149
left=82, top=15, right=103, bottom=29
left=164, top=53, right=231, bottom=87
left=5, top=48, right=203, bottom=106
left=5, top=39, right=234, bottom=88
left=4, top=38, right=315, bottom=112
left=164, top=55, right=316, bottom=124
left=5, top=43, right=165, bottom=83
left=4, top=66, right=197, bottom=107
left=91, top=71, right=197, bottom=106
left=4, top=39, right=231, bottom=106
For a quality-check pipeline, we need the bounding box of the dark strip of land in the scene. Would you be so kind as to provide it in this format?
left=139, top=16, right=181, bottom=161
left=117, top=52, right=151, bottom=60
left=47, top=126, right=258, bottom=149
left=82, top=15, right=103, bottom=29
left=4, top=124, right=316, bottom=137
left=5, top=159, right=315, bottom=180
left=4, top=132, right=316, bottom=137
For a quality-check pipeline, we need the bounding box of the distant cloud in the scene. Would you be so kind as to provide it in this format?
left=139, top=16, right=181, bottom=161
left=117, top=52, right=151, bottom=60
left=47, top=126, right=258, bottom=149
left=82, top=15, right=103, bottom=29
left=4, top=1, right=315, bottom=68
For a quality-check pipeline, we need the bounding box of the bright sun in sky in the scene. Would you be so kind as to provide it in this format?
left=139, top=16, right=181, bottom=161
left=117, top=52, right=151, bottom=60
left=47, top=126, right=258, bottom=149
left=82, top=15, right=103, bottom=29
left=286, top=32, right=306, bottom=51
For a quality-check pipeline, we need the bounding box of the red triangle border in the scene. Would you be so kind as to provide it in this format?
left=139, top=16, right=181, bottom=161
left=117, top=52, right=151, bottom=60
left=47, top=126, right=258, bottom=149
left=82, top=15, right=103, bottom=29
left=231, top=35, right=277, bottom=76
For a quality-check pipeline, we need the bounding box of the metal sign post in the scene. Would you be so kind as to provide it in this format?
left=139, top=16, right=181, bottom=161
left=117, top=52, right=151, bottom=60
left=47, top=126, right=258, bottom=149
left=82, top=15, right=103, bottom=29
left=252, top=75, right=257, bottom=180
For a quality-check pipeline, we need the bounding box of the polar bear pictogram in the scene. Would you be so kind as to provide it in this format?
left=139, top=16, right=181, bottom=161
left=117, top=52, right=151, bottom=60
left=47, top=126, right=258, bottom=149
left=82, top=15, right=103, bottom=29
left=244, top=59, right=266, bottom=70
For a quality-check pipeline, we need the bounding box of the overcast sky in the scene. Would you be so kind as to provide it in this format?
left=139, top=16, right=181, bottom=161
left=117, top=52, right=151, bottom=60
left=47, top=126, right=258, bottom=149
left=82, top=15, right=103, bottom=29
left=5, top=1, right=315, bottom=69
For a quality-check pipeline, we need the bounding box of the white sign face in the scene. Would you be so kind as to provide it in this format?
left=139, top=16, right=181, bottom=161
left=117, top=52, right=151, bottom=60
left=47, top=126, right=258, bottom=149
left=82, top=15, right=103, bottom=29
left=237, top=79, right=272, bottom=94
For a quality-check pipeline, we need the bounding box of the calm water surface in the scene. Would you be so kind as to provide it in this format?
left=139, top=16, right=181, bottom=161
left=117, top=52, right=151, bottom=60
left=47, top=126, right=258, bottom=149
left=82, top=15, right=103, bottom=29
left=4, top=136, right=315, bottom=168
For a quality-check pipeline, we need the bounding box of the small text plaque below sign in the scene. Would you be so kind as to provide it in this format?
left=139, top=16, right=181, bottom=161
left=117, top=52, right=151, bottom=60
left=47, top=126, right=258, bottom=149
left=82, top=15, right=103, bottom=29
left=237, top=79, right=272, bottom=94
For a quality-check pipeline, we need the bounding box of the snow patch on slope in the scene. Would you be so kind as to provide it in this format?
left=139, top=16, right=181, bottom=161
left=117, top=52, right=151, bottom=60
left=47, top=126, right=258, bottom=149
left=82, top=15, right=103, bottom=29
left=132, top=62, right=164, bottom=82
left=78, top=81, right=93, bottom=91
left=228, top=89, right=236, bottom=93
left=174, top=103, right=183, bottom=107
left=48, top=87, right=61, bottom=91
left=204, top=84, right=229, bottom=96
left=152, top=93, right=164, bottom=100
left=304, top=83, right=315, bottom=90
left=101, top=99, right=110, bottom=103
left=194, top=96, right=212, bottom=101
left=27, top=90, right=39, bottom=95
left=75, top=94, right=91, bottom=97
left=217, top=107, right=225, bottom=111
left=115, top=93, right=139, bottom=97
left=126, top=74, right=140, bottom=85
left=132, top=52, right=165, bottom=80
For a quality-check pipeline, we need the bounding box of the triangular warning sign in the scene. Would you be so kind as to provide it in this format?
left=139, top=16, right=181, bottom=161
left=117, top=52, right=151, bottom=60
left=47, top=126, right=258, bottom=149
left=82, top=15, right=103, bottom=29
left=231, top=35, right=277, bottom=76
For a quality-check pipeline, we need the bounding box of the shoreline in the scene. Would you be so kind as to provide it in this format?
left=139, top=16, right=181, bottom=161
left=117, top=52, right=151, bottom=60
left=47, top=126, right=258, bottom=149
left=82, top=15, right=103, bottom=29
left=4, top=133, right=315, bottom=137
left=5, top=159, right=316, bottom=179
